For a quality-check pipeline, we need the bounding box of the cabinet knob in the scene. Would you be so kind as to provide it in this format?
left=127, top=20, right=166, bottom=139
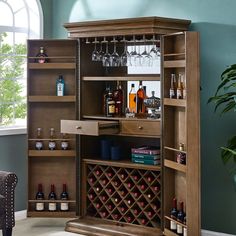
left=76, top=126, right=82, bottom=129
left=138, top=126, right=143, bottom=130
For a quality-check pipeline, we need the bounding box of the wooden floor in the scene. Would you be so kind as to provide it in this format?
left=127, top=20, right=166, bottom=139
left=65, top=216, right=163, bottom=236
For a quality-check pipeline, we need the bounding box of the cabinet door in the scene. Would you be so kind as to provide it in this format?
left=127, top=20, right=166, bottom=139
left=162, top=32, right=200, bottom=236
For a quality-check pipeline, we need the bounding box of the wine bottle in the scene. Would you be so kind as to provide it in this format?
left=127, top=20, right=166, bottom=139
left=101, top=211, right=108, bottom=218
left=127, top=181, right=133, bottom=189
left=140, top=184, right=146, bottom=191
left=170, top=198, right=178, bottom=232
left=96, top=202, right=101, bottom=209
left=48, top=184, right=57, bottom=211
left=56, top=75, right=65, bottom=96
left=126, top=215, right=133, bottom=223
left=35, top=183, right=44, bottom=211
left=101, top=195, right=107, bottom=202
left=120, top=205, right=127, bottom=213
left=60, top=184, right=69, bottom=211
left=176, top=74, right=183, bottom=99
left=169, top=74, right=176, bottom=99
left=89, top=193, right=95, bottom=200
left=35, top=46, right=48, bottom=63
left=35, top=128, right=43, bottom=150
left=107, top=203, right=114, bottom=211
left=48, top=128, right=56, bottom=150
left=89, top=177, right=95, bottom=184
left=61, top=133, right=69, bottom=150
left=176, top=143, right=186, bottom=165
left=102, top=178, right=108, bottom=186
left=128, top=83, right=136, bottom=113
left=133, top=191, right=140, bottom=198
left=177, top=202, right=185, bottom=235
left=183, top=216, right=187, bottom=236
left=180, top=73, right=186, bottom=99
left=102, top=84, right=110, bottom=115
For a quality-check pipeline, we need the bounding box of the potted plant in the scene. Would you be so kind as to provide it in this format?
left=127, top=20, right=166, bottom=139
left=208, top=64, right=236, bottom=183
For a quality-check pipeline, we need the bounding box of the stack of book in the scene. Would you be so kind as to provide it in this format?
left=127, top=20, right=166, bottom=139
left=131, top=146, right=161, bottom=165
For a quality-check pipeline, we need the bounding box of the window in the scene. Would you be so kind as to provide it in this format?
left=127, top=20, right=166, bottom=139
left=0, top=0, right=42, bottom=134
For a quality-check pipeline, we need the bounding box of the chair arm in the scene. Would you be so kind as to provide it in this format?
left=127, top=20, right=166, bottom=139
left=0, top=171, right=18, bottom=228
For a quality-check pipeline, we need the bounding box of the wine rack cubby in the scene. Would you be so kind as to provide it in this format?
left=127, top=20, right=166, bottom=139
left=84, top=162, right=161, bottom=228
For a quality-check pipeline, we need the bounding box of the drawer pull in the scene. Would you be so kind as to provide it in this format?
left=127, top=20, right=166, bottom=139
left=138, top=126, right=143, bottom=130
left=76, top=126, right=82, bottom=129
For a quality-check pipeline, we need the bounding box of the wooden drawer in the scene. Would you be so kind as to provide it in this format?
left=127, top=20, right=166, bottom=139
left=61, top=120, right=119, bottom=136
left=120, top=120, right=160, bottom=136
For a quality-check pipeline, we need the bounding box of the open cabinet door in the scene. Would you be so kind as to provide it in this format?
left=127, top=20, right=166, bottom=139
left=161, top=32, right=200, bottom=236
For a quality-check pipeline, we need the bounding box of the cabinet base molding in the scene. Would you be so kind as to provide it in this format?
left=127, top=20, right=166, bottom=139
left=65, top=216, right=162, bottom=236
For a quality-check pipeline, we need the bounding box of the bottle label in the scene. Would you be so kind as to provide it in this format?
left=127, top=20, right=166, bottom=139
left=61, top=141, right=69, bottom=150
left=36, top=202, right=44, bottom=211
left=177, top=224, right=183, bottom=234
left=48, top=202, right=57, bottom=211
left=38, top=57, right=45, bottom=64
left=177, top=89, right=182, bottom=99
left=35, top=141, right=43, bottom=150
left=169, top=89, right=175, bottom=99
left=57, top=83, right=64, bottom=96
left=108, top=103, right=115, bottom=114
left=183, top=227, right=187, bottom=236
left=60, top=202, right=69, bottom=211
left=49, top=141, right=56, bottom=150
left=170, top=220, right=177, bottom=230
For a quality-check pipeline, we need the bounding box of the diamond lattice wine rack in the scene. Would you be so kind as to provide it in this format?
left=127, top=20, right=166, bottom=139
left=85, top=163, right=161, bottom=227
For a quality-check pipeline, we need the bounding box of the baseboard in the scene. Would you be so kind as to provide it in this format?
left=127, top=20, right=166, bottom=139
left=202, top=229, right=235, bottom=236
left=15, top=210, right=27, bottom=221
left=12, top=214, right=235, bottom=236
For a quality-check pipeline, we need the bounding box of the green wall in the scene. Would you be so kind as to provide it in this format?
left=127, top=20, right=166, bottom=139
left=0, top=0, right=231, bottom=233
left=0, top=135, right=27, bottom=211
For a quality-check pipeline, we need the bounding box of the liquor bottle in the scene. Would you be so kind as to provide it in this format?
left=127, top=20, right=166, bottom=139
left=48, top=128, right=56, bottom=150
left=136, top=81, right=145, bottom=113
left=113, top=81, right=123, bottom=116
left=128, top=83, right=136, bottom=113
left=177, top=202, right=185, bottom=235
left=61, top=133, right=69, bottom=150
left=56, top=75, right=65, bottom=96
left=176, top=74, right=183, bottom=99
left=180, top=73, right=186, bottom=99
left=35, top=183, right=44, bottom=211
left=102, top=84, right=110, bottom=115
left=35, top=47, right=48, bottom=63
left=35, top=128, right=43, bottom=150
left=60, top=184, right=69, bottom=211
left=176, top=143, right=186, bottom=165
left=48, top=184, right=57, bottom=211
left=170, top=198, right=178, bottom=232
left=106, top=90, right=115, bottom=117
left=169, top=74, right=176, bottom=99
left=143, top=85, right=148, bottom=113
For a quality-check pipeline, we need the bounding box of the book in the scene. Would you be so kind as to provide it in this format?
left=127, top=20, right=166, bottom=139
left=131, top=158, right=161, bottom=165
left=131, top=146, right=160, bottom=155
left=131, top=153, right=160, bottom=160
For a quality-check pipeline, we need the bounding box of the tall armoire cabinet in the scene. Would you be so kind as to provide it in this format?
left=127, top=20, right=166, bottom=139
left=27, top=17, right=200, bottom=236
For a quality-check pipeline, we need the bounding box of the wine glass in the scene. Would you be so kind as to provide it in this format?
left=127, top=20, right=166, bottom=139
left=120, top=36, right=130, bottom=66
left=110, top=36, right=120, bottom=67
left=149, top=35, right=159, bottom=60
left=134, top=43, right=142, bottom=67
left=141, top=35, right=152, bottom=67
left=91, top=37, right=99, bottom=61
left=102, top=37, right=111, bottom=67
left=98, top=41, right=105, bottom=62
left=130, top=35, right=137, bottom=66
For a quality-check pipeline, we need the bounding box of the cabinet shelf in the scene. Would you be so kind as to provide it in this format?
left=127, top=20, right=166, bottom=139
left=28, top=199, right=76, bottom=203
left=164, top=146, right=187, bottom=154
left=83, top=158, right=161, bottom=171
left=28, top=62, right=76, bottom=69
left=28, top=56, right=76, bottom=59
left=164, top=98, right=186, bottom=107
left=82, top=76, right=160, bottom=81
left=164, top=160, right=186, bottom=173
left=27, top=211, right=76, bottom=218
left=28, top=96, right=76, bottom=102
left=163, top=53, right=185, bottom=57
left=28, top=150, right=76, bottom=157
left=163, top=60, right=185, bottom=68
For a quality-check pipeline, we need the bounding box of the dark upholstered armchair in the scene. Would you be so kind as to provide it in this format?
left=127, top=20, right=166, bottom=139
left=0, top=171, right=18, bottom=236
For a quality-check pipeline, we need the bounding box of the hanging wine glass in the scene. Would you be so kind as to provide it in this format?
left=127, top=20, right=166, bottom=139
left=98, top=41, right=105, bottom=62
left=149, top=35, right=159, bottom=60
left=130, top=35, right=137, bottom=66
left=102, top=37, right=111, bottom=67
left=134, top=41, right=142, bottom=67
left=110, top=36, right=120, bottom=67
left=120, top=36, right=130, bottom=66
left=141, top=35, right=152, bottom=67
left=91, top=37, right=99, bottom=61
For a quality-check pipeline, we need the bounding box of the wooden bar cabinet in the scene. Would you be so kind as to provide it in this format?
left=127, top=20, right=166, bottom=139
left=27, top=16, right=200, bottom=236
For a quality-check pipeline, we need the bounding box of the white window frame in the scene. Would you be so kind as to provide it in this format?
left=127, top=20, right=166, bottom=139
left=0, top=0, right=43, bottom=136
